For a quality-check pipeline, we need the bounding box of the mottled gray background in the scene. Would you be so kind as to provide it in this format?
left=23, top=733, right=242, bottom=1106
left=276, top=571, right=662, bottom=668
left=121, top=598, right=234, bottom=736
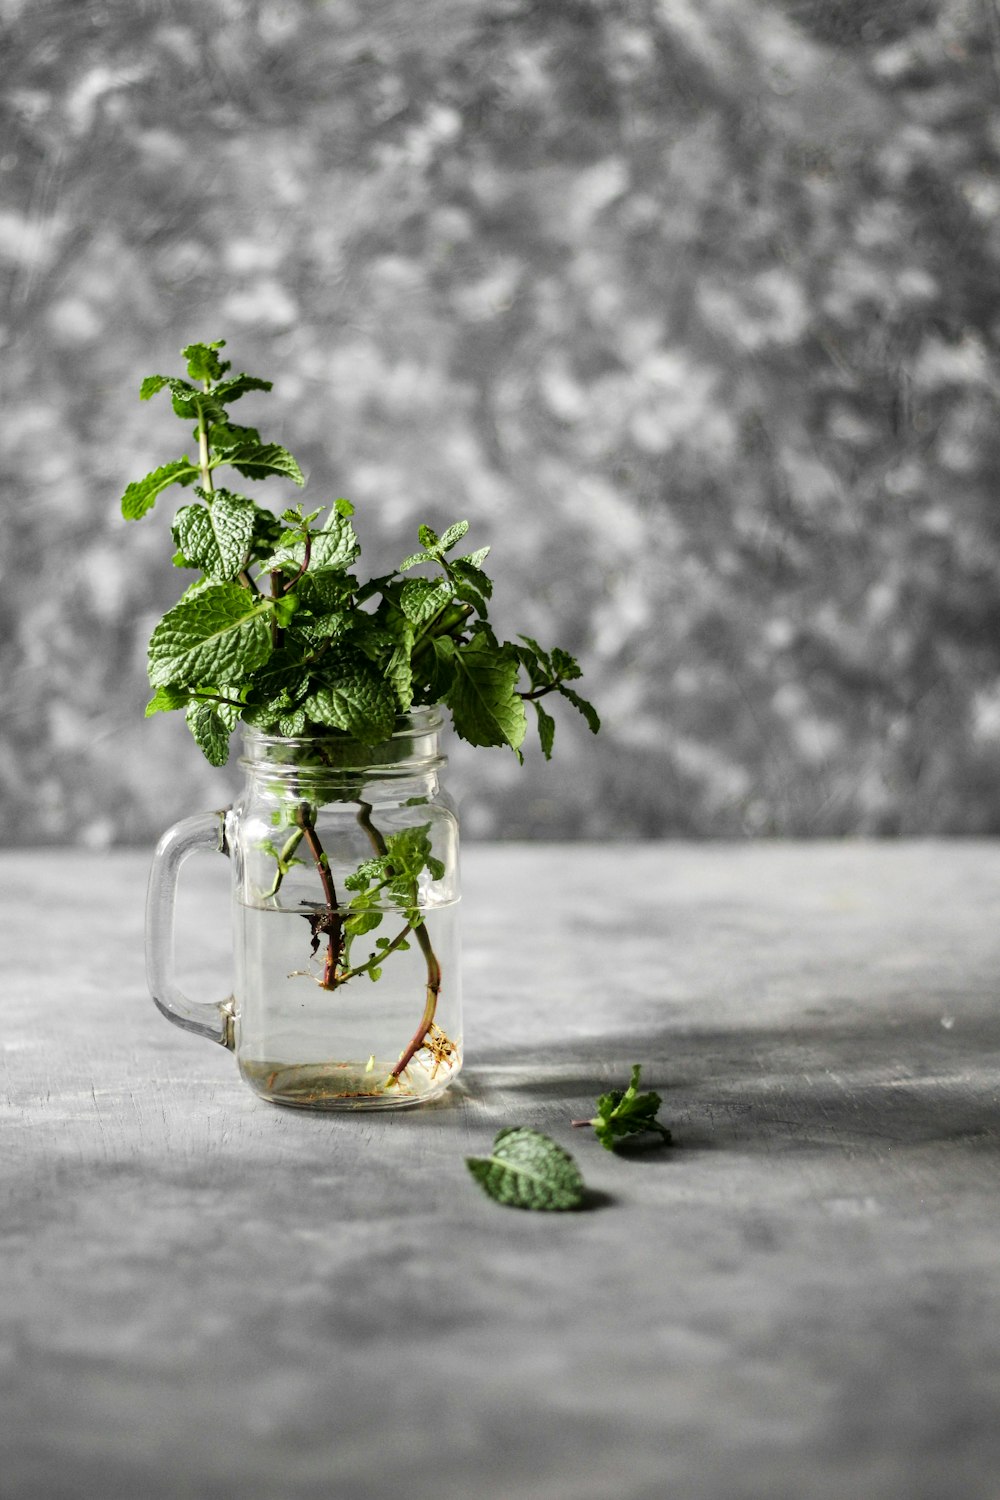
left=2, top=0, right=999, bottom=845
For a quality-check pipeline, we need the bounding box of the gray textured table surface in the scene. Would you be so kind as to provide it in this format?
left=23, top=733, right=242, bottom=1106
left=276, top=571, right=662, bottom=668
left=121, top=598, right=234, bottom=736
left=3, top=841, right=1000, bottom=1500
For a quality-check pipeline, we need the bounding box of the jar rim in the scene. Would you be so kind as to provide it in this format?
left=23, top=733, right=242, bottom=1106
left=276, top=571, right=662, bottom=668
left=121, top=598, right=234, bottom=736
left=238, top=705, right=445, bottom=774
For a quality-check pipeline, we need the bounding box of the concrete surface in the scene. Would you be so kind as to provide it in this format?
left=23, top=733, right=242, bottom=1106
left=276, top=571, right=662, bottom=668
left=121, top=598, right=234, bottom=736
left=2, top=842, right=1000, bottom=1499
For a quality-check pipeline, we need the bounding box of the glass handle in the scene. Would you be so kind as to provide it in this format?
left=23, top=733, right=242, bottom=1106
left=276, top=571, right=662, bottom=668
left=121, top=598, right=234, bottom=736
left=145, top=808, right=235, bottom=1049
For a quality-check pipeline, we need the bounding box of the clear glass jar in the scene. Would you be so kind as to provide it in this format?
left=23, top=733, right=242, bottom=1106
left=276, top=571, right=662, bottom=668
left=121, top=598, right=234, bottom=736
left=145, top=708, right=462, bottom=1109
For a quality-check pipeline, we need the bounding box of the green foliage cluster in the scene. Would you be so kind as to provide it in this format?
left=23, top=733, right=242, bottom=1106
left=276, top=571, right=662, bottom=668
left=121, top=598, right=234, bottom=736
left=585, top=1064, right=673, bottom=1151
left=123, top=340, right=598, bottom=769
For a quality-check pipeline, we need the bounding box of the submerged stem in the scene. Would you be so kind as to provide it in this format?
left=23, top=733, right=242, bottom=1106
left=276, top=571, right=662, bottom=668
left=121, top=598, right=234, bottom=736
left=355, top=799, right=443, bottom=1083
left=294, top=802, right=342, bottom=988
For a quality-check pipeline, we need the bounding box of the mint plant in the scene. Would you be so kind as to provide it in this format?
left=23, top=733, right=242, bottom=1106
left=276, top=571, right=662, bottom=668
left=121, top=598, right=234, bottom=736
left=123, top=339, right=598, bottom=1090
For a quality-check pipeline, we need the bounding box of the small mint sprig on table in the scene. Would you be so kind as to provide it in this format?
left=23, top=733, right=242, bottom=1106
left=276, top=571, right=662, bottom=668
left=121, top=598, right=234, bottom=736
left=465, top=1128, right=586, bottom=1211
left=572, top=1064, right=672, bottom=1151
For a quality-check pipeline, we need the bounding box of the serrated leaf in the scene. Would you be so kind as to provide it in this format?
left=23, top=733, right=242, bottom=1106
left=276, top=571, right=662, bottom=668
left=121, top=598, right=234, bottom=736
left=182, top=340, right=228, bottom=383
left=211, top=373, right=273, bottom=404
left=172, top=388, right=224, bottom=424
left=418, top=523, right=440, bottom=553
left=240, top=645, right=311, bottom=727
left=139, top=374, right=173, bottom=401
left=518, top=634, right=550, bottom=671
left=438, top=519, right=470, bottom=553
left=185, top=701, right=232, bottom=766
left=277, top=707, right=307, bottom=736
left=443, top=636, right=527, bottom=751
left=259, top=512, right=358, bottom=575
left=173, top=493, right=256, bottom=581
left=344, top=909, right=384, bottom=938
left=309, top=514, right=359, bottom=569
left=273, top=592, right=299, bottom=628
left=121, top=458, right=200, bottom=520
left=400, top=577, right=454, bottom=626
left=386, top=620, right=415, bottom=712
left=145, top=683, right=191, bottom=717
left=551, top=647, right=583, bottom=682
left=218, top=441, right=305, bottom=487
left=399, top=551, right=434, bottom=572
left=304, top=660, right=397, bottom=744
left=210, top=419, right=261, bottom=450
left=557, top=683, right=601, bottom=735
left=465, top=1128, right=586, bottom=1211
left=450, top=557, right=493, bottom=600
left=459, top=546, right=490, bottom=570
left=148, top=582, right=274, bottom=687
left=591, top=1065, right=672, bottom=1152
left=533, top=699, right=556, bottom=760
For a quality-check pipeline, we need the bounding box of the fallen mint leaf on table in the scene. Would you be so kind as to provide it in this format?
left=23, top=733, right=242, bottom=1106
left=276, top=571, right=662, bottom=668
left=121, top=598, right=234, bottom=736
left=465, top=1127, right=587, bottom=1210
left=573, top=1064, right=672, bottom=1152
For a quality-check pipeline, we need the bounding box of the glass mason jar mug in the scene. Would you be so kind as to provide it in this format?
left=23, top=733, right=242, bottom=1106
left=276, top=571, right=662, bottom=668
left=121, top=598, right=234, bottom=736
left=146, top=709, right=462, bottom=1109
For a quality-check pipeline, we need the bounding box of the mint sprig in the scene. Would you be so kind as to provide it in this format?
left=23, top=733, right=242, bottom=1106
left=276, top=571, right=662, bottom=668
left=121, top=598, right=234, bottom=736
left=122, top=337, right=600, bottom=770
left=465, top=1128, right=587, bottom=1210
left=573, top=1065, right=672, bottom=1151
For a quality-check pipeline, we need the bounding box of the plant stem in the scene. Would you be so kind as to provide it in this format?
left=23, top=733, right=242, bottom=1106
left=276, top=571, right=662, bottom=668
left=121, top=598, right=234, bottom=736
left=197, top=384, right=214, bottom=495
left=338, top=920, right=414, bottom=983
left=355, top=799, right=443, bottom=1083
left=264, top=825, right=305, bottom=899
left=294, top=802, right=342, bottom=988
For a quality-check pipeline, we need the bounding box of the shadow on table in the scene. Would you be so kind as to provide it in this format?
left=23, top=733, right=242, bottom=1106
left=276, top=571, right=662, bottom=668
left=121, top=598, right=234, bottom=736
left=465, top=1009, right=1000, bottom=1156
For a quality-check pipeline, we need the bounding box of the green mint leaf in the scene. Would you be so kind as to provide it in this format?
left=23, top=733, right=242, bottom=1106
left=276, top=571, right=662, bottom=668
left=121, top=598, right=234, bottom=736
left=182, top=340, right=228, bottom=383
left=459, top=546, right=490, bottom=570
left=272, top=593, right=299, bottom=628
left=294, top=568, right=356, bottom=617
left=334, top=497, right=355, bottom=518
left=398, top=551, right=435, bottom=573
left=210, top=419, right=261, bottom=450
left=278, top=707, right=307, bottom=735
left=465, top=1128, right=586, bottom=1211
left=557, top=683, right=601, bottom=735
left=533, top=700, right=556, bottom=760
left=386, top=620, right=415, bottom=712
left=438, top=519, right=470, bottom=554
left=147, top=582, right=275, bottom=687
left=121, top=458, right=200, bottom=520
left=442, top=636, right=527, bottom=751
left=344, top=908, right=384, bottom=938
left=172, top=492, right=256, bottom=581
left=551, top=647, right=583, bottom=682
left=145, top=684, right=191, bottom=717
left=449, top=557, right=493, bottom=601
left=448, top=572, right=490, bottom=620
left=401, top=577, right=454, bottom=626
left=344, top=855, right=385, bottom=893
left=308, top=513, right=360, bottom=571
left=211, top=373, right=273, bottom=404
left=241, top=645, right=310, bottom=712
left=139, top=374, right=174, bottom=401
left=417, top=523, right=440, bottom=554
left=587, top=1065, right=672, bottom=1152
left=185, top=700, right=233, bottom=766
left=304, top=659, right=397, bottom=743
left=216, top=441, right=305, bottom=487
